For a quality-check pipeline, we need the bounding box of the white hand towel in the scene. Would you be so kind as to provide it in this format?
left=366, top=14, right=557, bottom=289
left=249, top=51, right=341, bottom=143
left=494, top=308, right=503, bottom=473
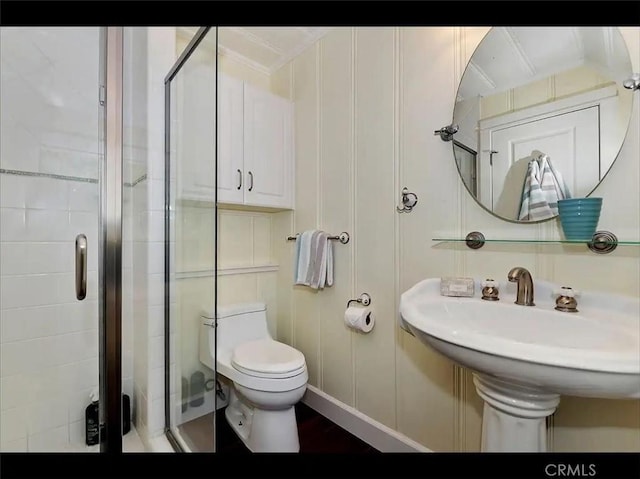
left=293, top=233, right=301, bottom=280
left=316, top=232, right=335, bottom=289
left=309, top=231, right=327, bottom=289
left=293, top=230, right=334, bottom=289
left=294, top=230, right=315, bottom=285
left=326, top=239, right=334, bottom=287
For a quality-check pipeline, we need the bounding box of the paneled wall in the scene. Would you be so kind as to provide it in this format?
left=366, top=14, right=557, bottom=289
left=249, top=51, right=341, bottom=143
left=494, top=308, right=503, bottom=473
left=273, top=26, right=640, bottom=452
left=217, top=210, right=278, bottom=336
left=176, top=208, right=279, bottom=387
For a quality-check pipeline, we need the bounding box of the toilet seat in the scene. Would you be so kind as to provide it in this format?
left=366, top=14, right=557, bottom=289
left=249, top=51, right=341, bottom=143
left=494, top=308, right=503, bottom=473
left=232, top=339, right=306, bottom=379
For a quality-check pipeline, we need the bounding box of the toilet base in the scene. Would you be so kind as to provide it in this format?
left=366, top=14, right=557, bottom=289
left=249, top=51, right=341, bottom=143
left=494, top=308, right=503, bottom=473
left=225, top=387, right=301, bottom=452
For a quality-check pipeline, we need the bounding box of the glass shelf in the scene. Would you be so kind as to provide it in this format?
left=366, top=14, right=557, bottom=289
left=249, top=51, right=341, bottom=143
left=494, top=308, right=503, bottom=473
left=432, top=238, right=640, bottom=245
left=432, top=230, right=636, bottom=254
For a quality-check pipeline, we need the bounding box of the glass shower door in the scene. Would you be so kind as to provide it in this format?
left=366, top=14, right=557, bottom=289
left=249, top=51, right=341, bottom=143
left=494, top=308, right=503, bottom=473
left=0, top=27, right=124, bottom=452
left=165, top=27, right=218, bottom=452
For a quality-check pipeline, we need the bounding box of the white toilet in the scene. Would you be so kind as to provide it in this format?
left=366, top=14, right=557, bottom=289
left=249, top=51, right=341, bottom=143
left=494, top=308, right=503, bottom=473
left=199, top=302, right=308, bottom=452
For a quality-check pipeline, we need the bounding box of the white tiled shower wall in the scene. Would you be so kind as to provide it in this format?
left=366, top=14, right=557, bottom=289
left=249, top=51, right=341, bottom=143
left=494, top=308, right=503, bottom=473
left=0, top=27, right=176, bottom=451
left=129, top=27, right=177, bottom=445
left=0, top=27, right=136, bottom=451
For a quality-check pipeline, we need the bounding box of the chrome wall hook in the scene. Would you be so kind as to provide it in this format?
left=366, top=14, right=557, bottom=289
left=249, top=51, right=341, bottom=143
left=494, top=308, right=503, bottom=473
left=397, top=187, right=418, bottom=213
left=623, top=73, right=640, bottom=91
left=434, top=123, right=459, bottom=142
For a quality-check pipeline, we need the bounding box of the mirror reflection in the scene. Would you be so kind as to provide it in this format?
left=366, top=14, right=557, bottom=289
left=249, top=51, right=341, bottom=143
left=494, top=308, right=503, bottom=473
left=452, top=27, right=634, bottom=222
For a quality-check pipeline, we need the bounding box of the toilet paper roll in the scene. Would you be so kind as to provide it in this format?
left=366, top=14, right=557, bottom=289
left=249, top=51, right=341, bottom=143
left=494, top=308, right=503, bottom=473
left=344, top=305, right=375, bottom=333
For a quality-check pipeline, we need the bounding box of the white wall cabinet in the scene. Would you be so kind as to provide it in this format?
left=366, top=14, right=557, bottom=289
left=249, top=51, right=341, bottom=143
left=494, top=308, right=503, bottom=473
left=217, top=74, right=294, bottom=209
left=217, top=74, right=245, bottom=204
left=178, top=73, right=294, bottom=209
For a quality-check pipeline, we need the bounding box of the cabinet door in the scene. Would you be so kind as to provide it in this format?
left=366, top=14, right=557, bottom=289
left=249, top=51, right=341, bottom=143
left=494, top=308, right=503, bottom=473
left=243, top=83, right=293, bottom=209
left=217, top=74, right=245, bottom=205
left=177, top=61, right=217, bottom=201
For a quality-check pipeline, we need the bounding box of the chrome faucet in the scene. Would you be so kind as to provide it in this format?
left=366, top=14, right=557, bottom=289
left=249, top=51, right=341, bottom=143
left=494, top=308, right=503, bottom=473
left=507, top=267, right=535, bottom=306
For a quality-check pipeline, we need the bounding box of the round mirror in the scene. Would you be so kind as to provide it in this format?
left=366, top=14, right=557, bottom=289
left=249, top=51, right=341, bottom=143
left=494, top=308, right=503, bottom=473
left=452, top=27, right=635, bottom=223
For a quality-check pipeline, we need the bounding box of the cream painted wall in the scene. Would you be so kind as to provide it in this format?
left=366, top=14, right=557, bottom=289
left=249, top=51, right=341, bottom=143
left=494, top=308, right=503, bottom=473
left=273, top=26, right=640, bottom=452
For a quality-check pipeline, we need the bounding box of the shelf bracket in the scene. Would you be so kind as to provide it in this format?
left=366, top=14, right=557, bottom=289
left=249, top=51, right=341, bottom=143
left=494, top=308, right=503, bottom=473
left=587, top=230, right=618, bottom=254
left=465, top=231, right=485, bottom=249
left=459, top=230, right=619, bottom=255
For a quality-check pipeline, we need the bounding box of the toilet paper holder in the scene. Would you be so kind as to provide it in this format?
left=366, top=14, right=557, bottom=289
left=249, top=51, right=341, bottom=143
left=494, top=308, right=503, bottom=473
left=347, top=293, right=371, bottom=308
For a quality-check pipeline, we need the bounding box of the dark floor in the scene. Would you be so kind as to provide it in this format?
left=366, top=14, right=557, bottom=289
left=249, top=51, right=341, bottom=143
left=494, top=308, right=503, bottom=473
left=179, top=402, right=379, bottom=453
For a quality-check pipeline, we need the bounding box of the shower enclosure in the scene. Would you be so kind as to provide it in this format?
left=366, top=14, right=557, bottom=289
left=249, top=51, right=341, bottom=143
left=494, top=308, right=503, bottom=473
left=1, top=24, right=218, bottom=454
left=0, top=27, right=129, bottom=452
left=164, top=27, right=219, bottom=452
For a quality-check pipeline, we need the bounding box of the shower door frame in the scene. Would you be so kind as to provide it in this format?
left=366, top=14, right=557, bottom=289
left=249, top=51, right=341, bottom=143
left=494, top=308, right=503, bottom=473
left=163, top=26, right=218, bottom=452
left=100, top=26, right=124, bottom=453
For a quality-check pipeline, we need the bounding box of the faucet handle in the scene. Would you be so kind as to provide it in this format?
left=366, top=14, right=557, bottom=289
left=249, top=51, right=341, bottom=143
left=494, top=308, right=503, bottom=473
left=553, top=286, right=580, bottom=298
left=481, top=279, right=500, bottom=301
left=554, top=286, right=579, bottom=313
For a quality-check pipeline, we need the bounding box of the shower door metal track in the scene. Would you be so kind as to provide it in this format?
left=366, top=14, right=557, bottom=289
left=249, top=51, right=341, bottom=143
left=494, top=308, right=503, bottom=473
left=100, top=26, right=124, bottom=453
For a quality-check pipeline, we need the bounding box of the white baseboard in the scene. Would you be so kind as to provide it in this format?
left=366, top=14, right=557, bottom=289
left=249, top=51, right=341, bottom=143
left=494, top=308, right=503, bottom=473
left=301, top=385, right=431, bottom=453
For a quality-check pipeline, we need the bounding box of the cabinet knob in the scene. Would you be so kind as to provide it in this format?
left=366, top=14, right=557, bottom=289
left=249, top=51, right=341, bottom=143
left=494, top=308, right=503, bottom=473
left=248, top=171, right=254, bottom=191
left=237, top=169, right=242, bottom=190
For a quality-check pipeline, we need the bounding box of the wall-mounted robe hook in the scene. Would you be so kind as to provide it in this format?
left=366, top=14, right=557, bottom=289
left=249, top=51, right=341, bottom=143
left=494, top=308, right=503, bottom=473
left=623, top=73, right=640, bottom=91
left=397, top=187, right=418, bottom=213
left=434, top=124, right=459, bottom=142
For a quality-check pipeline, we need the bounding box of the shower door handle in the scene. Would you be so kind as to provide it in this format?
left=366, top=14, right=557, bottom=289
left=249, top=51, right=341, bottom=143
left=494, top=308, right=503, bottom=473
left=75, top=234, right=87, bottom=300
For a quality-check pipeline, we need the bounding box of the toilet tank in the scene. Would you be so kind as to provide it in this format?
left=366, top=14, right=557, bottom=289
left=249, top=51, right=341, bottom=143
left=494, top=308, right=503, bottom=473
left=201, top=302, right=271, bottom=355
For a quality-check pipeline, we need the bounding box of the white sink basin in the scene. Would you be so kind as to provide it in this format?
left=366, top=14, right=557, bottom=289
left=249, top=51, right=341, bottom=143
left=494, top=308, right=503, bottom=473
left=399, top=277, right=640, bottom=451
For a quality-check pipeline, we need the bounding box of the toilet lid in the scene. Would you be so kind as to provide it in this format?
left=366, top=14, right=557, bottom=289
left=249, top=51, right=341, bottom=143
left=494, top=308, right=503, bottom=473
left=231, top=339, right=306, bottom=377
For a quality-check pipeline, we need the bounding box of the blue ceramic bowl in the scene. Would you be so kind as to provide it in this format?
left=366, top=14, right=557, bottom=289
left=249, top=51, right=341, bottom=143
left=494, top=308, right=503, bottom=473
left=557, top=197, right=602, bottom=241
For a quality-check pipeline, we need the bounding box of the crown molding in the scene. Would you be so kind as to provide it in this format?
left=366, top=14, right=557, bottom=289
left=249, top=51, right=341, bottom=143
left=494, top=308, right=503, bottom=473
left=269, top=27, right=332, bottom=74
left=217, top=45, right=271, bottom=76
left=176, top=27, right=332, bottom=77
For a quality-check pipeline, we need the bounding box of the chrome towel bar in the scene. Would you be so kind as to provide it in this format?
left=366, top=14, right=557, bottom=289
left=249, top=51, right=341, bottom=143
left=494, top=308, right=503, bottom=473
left=287, top=231, right=350, bottom=244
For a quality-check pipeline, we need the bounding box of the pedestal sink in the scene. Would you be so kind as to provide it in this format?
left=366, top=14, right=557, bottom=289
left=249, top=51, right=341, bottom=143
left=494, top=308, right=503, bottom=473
left=399, top=278, right=640, bottom=452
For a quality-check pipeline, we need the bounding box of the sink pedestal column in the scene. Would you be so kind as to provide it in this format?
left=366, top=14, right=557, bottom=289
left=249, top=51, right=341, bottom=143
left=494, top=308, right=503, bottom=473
left=473, top=374, right=560, bottom=452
